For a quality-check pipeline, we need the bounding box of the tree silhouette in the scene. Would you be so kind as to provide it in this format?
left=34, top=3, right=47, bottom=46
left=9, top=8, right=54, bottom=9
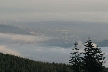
left=83, top=37, right=105, bottom=72
left=69, top=42, right=83, bottom=72
left=69, top=38, right=105, bottom=72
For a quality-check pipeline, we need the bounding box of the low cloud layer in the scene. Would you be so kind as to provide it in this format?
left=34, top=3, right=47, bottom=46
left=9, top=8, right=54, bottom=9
left=0, top=33, right=52, bottom=45
left=0, top=33, right=107, bottom=67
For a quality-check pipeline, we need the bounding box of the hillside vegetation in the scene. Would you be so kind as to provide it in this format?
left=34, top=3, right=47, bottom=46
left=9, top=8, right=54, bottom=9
left=0, top=52, right=108, bottom=72
left=0, top=53, right=72, bottom=72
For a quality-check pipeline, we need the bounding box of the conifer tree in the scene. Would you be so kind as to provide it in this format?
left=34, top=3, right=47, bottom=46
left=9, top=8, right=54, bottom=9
left=69, top=42, right=83, bottom=72
left=83, top=37, right=105, bottom=72
left=69, top=38, right=105, bottom=72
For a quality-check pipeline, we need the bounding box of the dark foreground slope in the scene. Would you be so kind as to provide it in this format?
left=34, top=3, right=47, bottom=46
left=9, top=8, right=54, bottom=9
left=0, top=53, right=72, bottom=72
left=0, top=53, right=108, bottom=72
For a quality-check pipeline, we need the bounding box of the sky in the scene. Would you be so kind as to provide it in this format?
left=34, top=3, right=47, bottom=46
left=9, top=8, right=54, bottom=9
left=0, top=0, right=108, bottom=22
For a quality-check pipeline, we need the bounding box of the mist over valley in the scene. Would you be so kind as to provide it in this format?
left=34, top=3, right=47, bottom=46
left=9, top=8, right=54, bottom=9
left=0, top=21, right=108, bottom=67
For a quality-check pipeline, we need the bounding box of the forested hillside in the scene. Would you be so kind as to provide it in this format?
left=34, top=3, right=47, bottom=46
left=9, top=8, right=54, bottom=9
left=0, top=53, right=72, bottom=72
left=0, top=52, right=107, bottom=72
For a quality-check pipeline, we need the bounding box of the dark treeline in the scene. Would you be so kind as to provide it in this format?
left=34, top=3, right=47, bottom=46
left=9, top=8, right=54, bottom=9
left=0, top=52, right=107, bottom=72
left=0, top=53, right=72, bottom=72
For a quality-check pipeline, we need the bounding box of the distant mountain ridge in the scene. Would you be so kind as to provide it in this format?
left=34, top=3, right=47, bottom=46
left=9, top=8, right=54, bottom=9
left=0, top=24, right=32, bottom=35
left=1, top=21, right=108, bottom=48
left=97, top=40, right=108, bottom=47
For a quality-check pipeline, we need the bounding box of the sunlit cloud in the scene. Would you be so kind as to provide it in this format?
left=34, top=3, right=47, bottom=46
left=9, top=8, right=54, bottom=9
left=0, top=45, right=21, bottom=56
left=0, top=33, right=52, bottom=45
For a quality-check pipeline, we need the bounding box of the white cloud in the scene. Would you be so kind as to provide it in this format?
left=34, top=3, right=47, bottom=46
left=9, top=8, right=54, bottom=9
left=0, top=33, right=52, bottom=44
left=0, top=45, right=21, bottom=56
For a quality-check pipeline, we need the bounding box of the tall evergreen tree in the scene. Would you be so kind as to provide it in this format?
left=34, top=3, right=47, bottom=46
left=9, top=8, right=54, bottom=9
left=83, top=37, right=105, bottom=72
left=69, top=42, right=83, bottom=72
left=69, top=38, right=105, bottom=72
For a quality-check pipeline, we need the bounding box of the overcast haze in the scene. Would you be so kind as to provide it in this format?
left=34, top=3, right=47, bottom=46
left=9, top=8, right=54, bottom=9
left=0, top=0, right=108, bottom=22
